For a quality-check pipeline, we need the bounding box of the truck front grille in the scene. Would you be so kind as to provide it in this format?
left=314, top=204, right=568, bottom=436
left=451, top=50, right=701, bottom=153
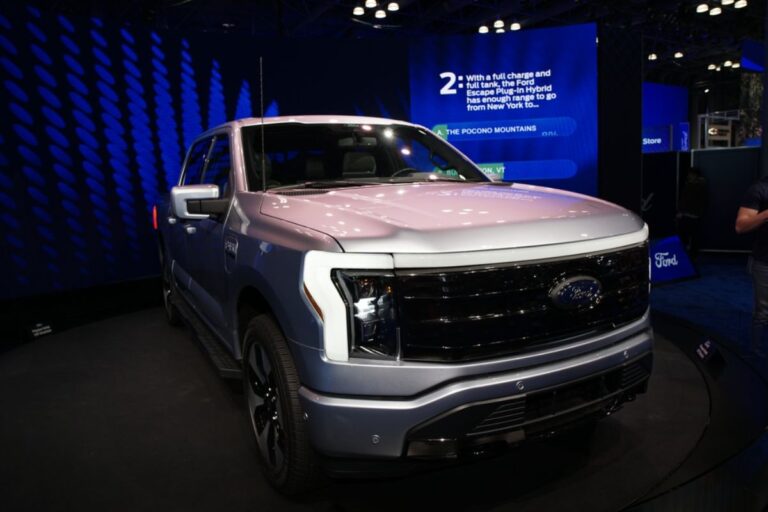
left=396, top=244, right=649, bottom=362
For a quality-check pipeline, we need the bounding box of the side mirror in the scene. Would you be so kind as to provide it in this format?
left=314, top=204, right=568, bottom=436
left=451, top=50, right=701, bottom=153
left=171, top=184, right=228, bottom=220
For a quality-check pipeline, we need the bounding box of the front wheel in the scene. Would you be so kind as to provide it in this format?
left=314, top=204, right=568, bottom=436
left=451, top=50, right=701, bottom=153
left=242, top=315, right=319, bottom=494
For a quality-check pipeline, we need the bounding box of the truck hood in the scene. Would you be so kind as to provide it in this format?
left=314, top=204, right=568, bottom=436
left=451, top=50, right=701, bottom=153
left=260, top=182, right=644, bottom=254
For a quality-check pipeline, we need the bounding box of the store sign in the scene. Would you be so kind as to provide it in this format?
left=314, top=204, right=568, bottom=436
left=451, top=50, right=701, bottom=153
left=649, top=236, right=696, bottom=283
left=642, top=125, right=671, bottom=153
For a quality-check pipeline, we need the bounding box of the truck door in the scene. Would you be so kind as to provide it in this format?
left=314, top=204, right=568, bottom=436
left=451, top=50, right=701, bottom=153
left=168, top=136, right=214, bottom=300
left=185, top=132, right=233, bottom=334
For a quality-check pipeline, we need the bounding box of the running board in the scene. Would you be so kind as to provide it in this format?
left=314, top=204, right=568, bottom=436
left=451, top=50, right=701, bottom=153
left=172, top=296, right=242, bottom=380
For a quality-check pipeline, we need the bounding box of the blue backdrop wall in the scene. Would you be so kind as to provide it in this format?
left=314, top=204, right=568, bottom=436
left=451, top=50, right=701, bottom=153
left=0, top=5, right=409, bottom=299
left=0, top=5, right=604, bottom=301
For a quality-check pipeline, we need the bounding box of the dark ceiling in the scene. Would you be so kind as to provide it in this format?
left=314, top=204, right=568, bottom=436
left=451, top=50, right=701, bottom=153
left=15, top=0, right=767, bottom=85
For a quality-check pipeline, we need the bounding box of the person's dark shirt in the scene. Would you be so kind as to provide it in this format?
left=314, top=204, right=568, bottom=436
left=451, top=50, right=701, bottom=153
left=741, top=176, right=768, bottom=262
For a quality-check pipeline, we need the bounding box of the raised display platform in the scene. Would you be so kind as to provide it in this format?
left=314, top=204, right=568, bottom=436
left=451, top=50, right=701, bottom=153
left=0, top=309, right=766, bottom=511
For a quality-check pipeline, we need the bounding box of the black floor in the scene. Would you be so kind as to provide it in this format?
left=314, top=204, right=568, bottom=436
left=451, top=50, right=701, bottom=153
left=1, top=308, right=766, bottom=511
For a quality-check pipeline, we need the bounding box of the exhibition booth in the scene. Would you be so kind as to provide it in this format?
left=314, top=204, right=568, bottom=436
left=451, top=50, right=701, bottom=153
left=1, top=2, right=767, bottom=510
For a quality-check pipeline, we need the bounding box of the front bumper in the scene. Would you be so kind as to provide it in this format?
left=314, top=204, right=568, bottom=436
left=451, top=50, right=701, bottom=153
left=299, top=328, right=653, bottom=459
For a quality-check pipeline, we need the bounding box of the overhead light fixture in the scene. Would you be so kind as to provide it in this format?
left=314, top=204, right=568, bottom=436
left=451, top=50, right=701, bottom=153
left=705, top=88, right=710, bottom=93
left=734, top=0, right=748, bottom=7
left=709, top=6, right=722, bottom=14
left=510, top=22, right=521, bottom=31
left=365, top=0, right=377, bottom=8
left=387, top=2, right=399, bottom=11
left=716, top=66, right=722, bottom=71
left=648, top=53, right=658, bottom=61
left=723, top=60, right=733, bottom=67
left=493, top=19, right=504, bottom=28
left=495, top=28, right=505, bottom=33
left=708, top=63, right=717, bottom=70
left=732, top=62, right=741, bottom=68
left=353, top=6, right=364, bottom=15
left=374, top=9, right=386, bottom=18
left=696, top=3, right=709, bottom=12
left=674, top=51, right=684, bottom=58
left=478, top=25, right=489, bottom=34
left=722, top=0, right=735, bottom=4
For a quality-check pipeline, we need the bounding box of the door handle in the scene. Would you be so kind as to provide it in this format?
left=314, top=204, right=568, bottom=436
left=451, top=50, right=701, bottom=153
left=185, top=225, right=197, bottom=235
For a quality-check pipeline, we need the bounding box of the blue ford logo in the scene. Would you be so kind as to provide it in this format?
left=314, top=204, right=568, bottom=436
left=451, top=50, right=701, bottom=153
left=549, top=275, right=602, bottom=310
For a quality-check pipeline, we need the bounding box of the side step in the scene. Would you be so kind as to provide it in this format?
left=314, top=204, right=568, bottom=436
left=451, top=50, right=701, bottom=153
left=172, top=295, right=242, bottom=380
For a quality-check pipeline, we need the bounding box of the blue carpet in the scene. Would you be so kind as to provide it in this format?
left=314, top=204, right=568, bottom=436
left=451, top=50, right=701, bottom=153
left=651, top=254, right=753, bottom=349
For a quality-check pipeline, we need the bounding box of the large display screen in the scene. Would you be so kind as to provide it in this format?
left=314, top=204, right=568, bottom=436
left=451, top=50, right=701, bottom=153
left=409, top=24, right=598, bottom=195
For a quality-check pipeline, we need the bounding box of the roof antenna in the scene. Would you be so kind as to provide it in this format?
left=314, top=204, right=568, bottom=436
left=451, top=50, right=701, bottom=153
left=259, top=56, right=267, bottom=192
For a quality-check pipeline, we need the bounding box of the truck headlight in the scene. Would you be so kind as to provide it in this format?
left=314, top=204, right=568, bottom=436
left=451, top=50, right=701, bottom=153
left=333, top=270, right=399, bottom=359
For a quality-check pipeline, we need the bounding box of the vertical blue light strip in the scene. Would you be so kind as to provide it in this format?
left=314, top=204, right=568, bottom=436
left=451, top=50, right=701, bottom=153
left=48, top=15, right=89, bottom=276
left=207, top=59, right=225, bottom=128
left=24, top=7, right=62, bottom=288
left=151, top=31, right=182, bottom=188
left=121, top=28, right=159, bottom=214
left=67, top=18, right=115, bottom=266
left=0, top=13, right=29, bottom=288
left=234, top=79, right=253, bottom=119
left=91, top=17, right=140, bottom=257
left=180, top=38, right=203, bottom=149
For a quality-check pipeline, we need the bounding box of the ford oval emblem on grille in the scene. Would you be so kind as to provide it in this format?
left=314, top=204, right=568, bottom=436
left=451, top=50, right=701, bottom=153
left=549, top=275, right=602, bottom=310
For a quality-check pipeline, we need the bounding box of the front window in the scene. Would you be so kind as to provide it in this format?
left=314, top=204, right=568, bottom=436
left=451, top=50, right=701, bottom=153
left=241, top=123, right=488, bottom=191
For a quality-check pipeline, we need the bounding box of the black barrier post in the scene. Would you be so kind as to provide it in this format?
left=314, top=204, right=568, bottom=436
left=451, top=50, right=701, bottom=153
left=762, top=0, right=768, bottom=176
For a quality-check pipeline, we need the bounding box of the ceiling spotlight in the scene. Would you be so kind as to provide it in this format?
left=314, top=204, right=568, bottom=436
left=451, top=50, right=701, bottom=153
left=709, top=6, right=722, bottom=14
left=374, top=9, right=386, bottom=18
left=478, top=25, right=489, bottom=34
left=674, top=51, right=684, bottom=58
left=365, top=0, right=377, bottom=8
left=704, top=88, right=710, bottom=93
left=734, top=0, right=748, bottom=7
left=716, top=66, right=722, bottom=71
left=723, top=60, right=733, bottom=67
left=387, top=2, right=399, bottom=11
left=696, top=3, right=709, bottom=12
left=648, top=53, right=658, bottom=61
left=510, top=22, right=521, bottom=31
left=493, top=19, right=504, bottom=28
left=353, top=6, right=364, bottom=15
left=722, top=0, right=734, bottom=4
left=732, top=62, right=741, bottom=68
left=708, top=63, right=717, bottom=70
left=495, top=28, right=505, bottom=33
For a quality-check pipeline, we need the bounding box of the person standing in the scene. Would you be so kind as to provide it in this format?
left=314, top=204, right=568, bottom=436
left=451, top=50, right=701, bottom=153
left=735, top=175, right=768, bottom=356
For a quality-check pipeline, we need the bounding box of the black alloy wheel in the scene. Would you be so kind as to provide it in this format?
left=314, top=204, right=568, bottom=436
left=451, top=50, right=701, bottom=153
left=242, top=315, right=319, bottom=494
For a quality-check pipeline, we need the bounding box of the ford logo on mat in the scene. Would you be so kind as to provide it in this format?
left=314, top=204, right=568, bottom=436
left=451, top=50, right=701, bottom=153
left=549, top=275, right=602, bottom=310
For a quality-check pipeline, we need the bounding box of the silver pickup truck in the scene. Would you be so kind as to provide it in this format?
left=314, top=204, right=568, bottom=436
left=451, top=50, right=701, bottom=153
left=156, top=115, right=652, bottom=494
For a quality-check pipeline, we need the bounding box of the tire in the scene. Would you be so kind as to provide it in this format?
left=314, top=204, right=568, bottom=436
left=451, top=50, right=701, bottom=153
left=242, top=314, right=319, bottom=494
left=161, top=260, right=182, bottom=327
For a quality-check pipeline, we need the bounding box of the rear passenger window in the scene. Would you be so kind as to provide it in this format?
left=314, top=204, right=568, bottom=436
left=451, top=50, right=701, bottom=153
left=202, top=135, right=232, bottom=196
left=183, top=138, right=213, bottom=185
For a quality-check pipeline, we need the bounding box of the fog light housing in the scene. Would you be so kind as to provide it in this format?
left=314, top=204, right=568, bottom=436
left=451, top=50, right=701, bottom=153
left=334, top=270, right=398, bottom=358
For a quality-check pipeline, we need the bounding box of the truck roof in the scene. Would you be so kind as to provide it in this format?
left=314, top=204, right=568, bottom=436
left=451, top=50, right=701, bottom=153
left=228, top=115, right=420, bottom=130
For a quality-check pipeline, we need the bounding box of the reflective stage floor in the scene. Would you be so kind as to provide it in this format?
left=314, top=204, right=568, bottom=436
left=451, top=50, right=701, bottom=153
left=1, top=308, right=767, bottom=511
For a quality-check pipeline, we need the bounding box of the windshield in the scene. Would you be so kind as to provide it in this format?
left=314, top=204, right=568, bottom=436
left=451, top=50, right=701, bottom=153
left=241, top=122, right=489, bottom=191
